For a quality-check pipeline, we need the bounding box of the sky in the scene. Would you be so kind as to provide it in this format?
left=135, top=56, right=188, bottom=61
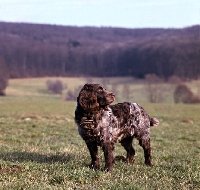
left=0, top=0, right=199, bottom=29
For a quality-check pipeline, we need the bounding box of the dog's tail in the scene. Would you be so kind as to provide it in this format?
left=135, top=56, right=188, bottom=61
left=150, top=117, right=159, bottom=127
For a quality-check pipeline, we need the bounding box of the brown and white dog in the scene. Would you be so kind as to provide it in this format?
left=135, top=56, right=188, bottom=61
left=75, top=83, right=159, bottom=171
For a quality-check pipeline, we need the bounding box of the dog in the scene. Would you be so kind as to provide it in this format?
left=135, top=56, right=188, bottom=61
left=75, top=83, right=159, bottom=171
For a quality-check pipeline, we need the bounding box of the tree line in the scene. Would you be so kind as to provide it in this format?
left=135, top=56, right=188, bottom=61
left=0, top=22, right=199, bottom=79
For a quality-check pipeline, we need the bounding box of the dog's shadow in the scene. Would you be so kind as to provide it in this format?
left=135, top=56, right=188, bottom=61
left=0, top=151, right=73, bottom=164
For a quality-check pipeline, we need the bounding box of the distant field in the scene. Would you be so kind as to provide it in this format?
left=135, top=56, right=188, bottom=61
left=0, top=78, right=200, bottom=189
left=5, top=77, right=200, bottom=103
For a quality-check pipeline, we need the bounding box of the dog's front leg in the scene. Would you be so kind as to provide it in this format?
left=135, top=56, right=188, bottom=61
left=86, top=141, right=100, bottom=169
left=102, top=142, right=114, bottom=171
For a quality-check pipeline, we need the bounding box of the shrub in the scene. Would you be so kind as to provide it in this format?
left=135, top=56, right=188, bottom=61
left=66, top=90, right=75, bottom=101
left=174, top=84, right=200, bottom=103
left=65, top=86, right=82, bottom=101
left=46, top=80, right=63, bottom=94
left=168, top=75, right=182, bottom=84
left=0, top=57, right=8, bottom=96
left=0, top=75, right=8, bottom=96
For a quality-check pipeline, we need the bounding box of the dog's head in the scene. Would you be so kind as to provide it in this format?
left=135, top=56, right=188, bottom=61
left=77, top=84, right=115, bottom=112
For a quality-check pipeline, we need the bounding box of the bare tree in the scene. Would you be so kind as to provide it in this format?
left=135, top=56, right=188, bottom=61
left=122, top=84, right=131, bottom=101
left=110, top=83, right=119, bottom=102
left=145, top=74, right=164, bottom=103
left=101, top=78, right=109, bottom=90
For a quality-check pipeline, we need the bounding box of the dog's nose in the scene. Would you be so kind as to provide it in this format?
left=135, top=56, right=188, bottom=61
left=110, top=92, right=115, bottom=97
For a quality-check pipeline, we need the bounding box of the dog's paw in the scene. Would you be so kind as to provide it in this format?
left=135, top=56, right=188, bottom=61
left=114, top=155, right=126, bottom=162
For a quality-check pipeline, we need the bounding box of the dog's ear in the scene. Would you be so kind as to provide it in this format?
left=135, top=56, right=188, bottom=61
left=78, top=90, right=99, bottom=112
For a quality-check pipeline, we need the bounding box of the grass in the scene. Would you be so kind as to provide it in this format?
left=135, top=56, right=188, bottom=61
left=0, top=77, right=200, bottom=189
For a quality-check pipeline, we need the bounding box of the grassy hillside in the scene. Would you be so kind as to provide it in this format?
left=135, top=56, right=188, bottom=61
left=0, top=78, right=200, bottom=189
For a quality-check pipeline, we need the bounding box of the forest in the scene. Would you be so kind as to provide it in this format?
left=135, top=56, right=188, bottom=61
left=0, top=22, right=199, bottom=79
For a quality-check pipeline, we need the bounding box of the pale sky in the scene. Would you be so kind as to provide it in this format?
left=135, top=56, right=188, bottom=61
left=0, top=0, right=199, bottom=28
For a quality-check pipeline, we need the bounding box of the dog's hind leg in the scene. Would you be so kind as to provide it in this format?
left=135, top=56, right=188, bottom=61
left=120, top=137, right=135, bottom=164
left=138, top=134, right=152, bottom=166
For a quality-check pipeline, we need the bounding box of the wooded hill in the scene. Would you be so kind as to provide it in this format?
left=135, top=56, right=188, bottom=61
left=0, top=22, right=199, bottom=79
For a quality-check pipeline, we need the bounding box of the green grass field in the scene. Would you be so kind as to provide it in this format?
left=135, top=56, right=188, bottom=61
left=0, top=78, right=200, bottom=189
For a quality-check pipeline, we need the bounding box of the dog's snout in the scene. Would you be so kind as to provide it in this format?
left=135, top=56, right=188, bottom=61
left=108, top=92, right=115, bottom=97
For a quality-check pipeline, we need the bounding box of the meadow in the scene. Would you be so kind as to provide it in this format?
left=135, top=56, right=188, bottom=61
left=0, top=77, right=200, bottom=189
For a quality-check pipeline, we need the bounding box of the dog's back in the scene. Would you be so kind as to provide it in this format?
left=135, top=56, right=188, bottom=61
left=110, top=102, right=157, bottom=129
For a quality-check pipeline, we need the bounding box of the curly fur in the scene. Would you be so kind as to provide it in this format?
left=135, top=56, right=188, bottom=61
left=75, top=83, right=159, bottom=171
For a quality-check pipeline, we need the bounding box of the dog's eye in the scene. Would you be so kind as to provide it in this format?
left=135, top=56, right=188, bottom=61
left=98, top=88, right=103, bottom=93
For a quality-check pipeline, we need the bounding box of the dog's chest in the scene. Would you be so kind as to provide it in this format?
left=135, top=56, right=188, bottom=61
left=78, top=109, right=119, bottom=143
left=78, top=121, right=99, bottom=142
